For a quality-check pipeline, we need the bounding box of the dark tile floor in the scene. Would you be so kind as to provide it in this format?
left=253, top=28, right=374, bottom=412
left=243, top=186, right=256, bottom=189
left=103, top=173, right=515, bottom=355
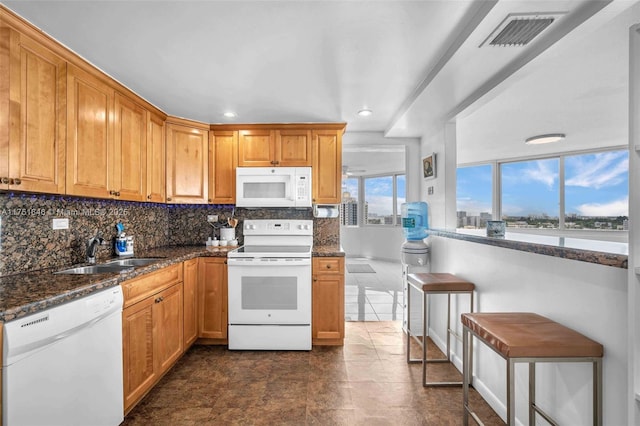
left=123, top=322, right=504, bottom=425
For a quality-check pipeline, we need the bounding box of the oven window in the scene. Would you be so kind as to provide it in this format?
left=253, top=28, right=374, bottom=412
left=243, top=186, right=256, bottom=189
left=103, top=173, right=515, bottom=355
left=241, top=277, right=298, bottom=310
left=243, top=182, right=286, bottom=199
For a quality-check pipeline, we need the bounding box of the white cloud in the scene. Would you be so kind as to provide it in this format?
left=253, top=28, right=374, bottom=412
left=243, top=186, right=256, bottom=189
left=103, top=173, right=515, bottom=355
left=566, top=152, right=628, bottom=189
left=575, top=196, right=628, bottom=217
left=522, top=161, right=557, bottom=188
left=366, top=195, right=393, bottom=216
left=456, top=198, right=492, bottom=216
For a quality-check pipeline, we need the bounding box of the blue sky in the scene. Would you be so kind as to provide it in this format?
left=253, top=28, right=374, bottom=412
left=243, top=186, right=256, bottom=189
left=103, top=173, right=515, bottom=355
left=457, top=150, right=628, bottom=218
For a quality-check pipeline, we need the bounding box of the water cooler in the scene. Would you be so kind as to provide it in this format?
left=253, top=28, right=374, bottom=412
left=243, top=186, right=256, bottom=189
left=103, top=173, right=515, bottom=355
left=401, top=202, right=429, bottom=334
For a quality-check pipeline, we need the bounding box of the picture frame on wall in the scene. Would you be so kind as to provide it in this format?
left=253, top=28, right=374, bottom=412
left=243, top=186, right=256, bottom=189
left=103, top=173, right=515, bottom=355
left=423, top=154, right=436, bottom=180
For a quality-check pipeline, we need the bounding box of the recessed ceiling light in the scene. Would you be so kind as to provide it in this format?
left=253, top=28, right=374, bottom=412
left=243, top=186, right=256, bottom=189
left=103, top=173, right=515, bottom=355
left=223, top=112, right=237, bottom=118
left=525, top=133, right=565, bottom=145
left=357, top=109, right=373, bottom=117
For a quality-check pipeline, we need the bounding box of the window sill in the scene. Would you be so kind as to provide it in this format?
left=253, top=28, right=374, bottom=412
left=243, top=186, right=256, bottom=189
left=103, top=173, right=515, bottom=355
left=428, top=228, right=628, bottom=269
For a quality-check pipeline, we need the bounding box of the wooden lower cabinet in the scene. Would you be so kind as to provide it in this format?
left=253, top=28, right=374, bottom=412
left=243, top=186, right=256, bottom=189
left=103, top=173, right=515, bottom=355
left=121, top=264, right=184, bottom=414
left=183, top=258, right=198, bottom=348
left=312, top=257, right=345, bottom=345
left=198, top=257, right=228, bottom=341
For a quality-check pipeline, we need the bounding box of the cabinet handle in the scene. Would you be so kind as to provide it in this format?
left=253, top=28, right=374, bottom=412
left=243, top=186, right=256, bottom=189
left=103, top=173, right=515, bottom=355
left=13, top=178, right=21, bottom=185
left=313, top=276, right=317, bottom=282
left=326, top=264, right=331, bottom=269
left=155, top=297, right=162, bottom=303
left=208, top=199, right=212, bottom=203
left=147, top=195, right=152, bottom=200
left=1, top=177, right=9, bottom=184
left=109, top=190, right=116, bottom=196
left=224, top=260, right=227, bottom=265
left=167, top=197, right=172, bottom=201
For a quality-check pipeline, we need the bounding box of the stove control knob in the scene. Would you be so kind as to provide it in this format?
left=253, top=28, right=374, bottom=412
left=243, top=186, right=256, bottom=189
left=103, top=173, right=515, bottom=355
left=246, top=224, right=255, bottom=230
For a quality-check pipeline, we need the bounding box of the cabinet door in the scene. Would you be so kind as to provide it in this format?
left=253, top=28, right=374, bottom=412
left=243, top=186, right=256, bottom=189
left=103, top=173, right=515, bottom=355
left=198, top=257, right=227, bottom=340
left=238, top=129, right=275, bottom=167
left=146, top=113, right=165, bottom=202
left=183, top=259, right=198, bottom=349
left=166, top=122, right=208, bottom=203
left=312, top=257, right=345, bottom=345
left=123, top=296, right=156, bottom=413
left=209, top=131, right=237, bottom=204
left=312, top=130, right=342, bottom=204
left=154, top=283, right=184, bottom=374
left=275, top=129, right=311, bottom=166
left=66, top=64, right=113, bottom=198
left=113, top=92, right=147, bottom=201
left=2, top=29, right=66, bottom=193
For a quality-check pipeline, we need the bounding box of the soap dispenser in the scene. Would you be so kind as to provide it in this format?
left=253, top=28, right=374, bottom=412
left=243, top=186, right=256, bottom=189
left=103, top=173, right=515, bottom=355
left=115, top=222, right=134, bottom=256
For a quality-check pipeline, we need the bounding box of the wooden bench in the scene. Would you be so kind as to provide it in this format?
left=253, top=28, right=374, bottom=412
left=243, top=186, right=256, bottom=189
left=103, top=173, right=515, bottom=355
left=406, top=273, right=475, bottom=386
left=461, top=312, right=604, bottom=425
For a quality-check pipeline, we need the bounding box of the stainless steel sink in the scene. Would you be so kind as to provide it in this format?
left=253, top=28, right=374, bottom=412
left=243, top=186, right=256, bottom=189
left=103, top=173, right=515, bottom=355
left=55, top=264, right=134, bottom=275
left=106, top=258, right=164, bottom=267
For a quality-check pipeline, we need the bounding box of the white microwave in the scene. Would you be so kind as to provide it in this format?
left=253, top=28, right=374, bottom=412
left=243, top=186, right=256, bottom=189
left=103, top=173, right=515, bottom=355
left=235, top=167, right=312, bottom=207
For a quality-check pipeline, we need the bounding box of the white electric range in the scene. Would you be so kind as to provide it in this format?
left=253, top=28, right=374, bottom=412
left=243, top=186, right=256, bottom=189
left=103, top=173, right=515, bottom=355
left=227, top=219, right=313, bottom=350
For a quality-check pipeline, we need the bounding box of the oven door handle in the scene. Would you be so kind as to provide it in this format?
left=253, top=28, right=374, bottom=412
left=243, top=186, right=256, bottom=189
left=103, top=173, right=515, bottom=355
left=227, top=258, right=311, bottom=266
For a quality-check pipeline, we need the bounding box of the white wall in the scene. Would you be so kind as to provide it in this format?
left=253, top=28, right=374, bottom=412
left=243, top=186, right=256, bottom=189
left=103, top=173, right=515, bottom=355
left=340, top=132, right=420, bottom=260
left=427, top=236, right=627, bottom=425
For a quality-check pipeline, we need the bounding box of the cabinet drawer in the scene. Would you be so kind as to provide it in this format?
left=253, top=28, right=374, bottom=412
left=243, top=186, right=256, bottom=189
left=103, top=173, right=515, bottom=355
left=313, top=257, right=344, bottom=274
left=122, top=263, right=183, bottom=308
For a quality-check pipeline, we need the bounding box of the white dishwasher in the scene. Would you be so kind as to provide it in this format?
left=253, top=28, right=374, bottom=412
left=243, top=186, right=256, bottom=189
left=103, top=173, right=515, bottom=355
left=3, top=286, right=124, bottom=426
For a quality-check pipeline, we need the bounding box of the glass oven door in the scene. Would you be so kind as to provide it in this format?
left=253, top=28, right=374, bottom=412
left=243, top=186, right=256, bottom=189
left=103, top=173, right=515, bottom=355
left=227, top=258, right=311, bottom=324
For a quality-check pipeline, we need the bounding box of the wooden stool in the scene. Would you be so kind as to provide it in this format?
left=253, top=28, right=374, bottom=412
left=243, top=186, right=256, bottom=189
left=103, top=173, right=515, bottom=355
left=461, top=312, right=604, bottom=426
left=406, top=273, right=475, bottom=387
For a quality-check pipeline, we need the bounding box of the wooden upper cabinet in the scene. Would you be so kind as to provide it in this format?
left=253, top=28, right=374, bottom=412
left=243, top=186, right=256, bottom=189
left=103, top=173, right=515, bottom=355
left=66, top=64, right=113, bottom=198
left=237, top=128, right=312, bottom=167
left=237, top=129, right=275, bottom=167
left=113, top=92, right=147, bottom=201
left=275, top=129, right=312, bottom=166
left=210, top=130, right=237, bottom=204
left=312, top=129, right=342, bottom=204
left=146, top=113, right=165, bottom=202
left=0, top=27, right=66, bottom=193
left=166, top=119, right=209, bottom=204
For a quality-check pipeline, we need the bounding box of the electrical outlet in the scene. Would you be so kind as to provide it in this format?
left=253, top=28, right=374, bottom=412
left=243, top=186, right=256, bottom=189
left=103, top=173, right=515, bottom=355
left=52, top=218, right=69, bottom=230
left=207, top=215, right=218, bottom=223
left=428, top=186, right=434, bottom=195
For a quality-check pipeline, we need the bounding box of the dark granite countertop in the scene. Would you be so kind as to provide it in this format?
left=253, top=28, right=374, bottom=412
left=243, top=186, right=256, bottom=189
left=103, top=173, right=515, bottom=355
left=313, top=245, right=345, bottom=257
left=0, top=245, right=229, bottom=322
left=429, top=229, right=628, bottom=269
left=1, top=244, right=347, bottom=322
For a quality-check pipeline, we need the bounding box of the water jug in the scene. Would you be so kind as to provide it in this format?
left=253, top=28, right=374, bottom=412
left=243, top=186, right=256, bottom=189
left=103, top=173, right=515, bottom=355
left=401, top=202, right=428, bottom=240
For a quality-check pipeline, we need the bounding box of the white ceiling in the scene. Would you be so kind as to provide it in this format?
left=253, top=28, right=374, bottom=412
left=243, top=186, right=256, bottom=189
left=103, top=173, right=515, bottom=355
left=2, top=0, right=639, bottom=166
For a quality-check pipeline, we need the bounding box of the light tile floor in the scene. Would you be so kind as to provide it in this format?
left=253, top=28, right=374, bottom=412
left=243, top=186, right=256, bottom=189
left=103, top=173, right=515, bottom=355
left=345, top=257, right=404, bottom=322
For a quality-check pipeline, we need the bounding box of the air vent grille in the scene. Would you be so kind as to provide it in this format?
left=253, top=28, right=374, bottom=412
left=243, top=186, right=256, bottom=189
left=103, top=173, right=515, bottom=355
left=481, top=13, right=565, bottom=48
left=21, top=315, right=49, bottom=328
left=491, top=18, right=554, bottom=46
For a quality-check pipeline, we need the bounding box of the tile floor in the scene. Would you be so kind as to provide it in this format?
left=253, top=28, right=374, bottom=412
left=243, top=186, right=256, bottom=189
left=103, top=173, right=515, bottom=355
left=123, top=322, right=504, bottom=425
left=344, top=257, right=404, bottom=322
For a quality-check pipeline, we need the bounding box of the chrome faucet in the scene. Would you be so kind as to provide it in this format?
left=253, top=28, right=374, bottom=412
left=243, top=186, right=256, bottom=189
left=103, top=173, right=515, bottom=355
left=86, top=231, right=104, bottom=264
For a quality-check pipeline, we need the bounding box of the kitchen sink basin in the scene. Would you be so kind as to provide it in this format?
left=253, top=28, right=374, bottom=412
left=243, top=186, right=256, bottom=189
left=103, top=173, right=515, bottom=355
left=55, top=264, right=134, bottom=275
left=106, top=258, right=164, bottom=267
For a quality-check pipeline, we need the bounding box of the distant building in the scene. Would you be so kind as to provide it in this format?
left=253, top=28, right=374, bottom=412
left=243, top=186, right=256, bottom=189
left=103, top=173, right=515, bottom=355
left=340, top=200, right=358, bottom=226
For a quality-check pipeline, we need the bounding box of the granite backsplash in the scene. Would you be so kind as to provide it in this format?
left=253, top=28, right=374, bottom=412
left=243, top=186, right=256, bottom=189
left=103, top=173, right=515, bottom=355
left=0, top=193, right=340, bottom=276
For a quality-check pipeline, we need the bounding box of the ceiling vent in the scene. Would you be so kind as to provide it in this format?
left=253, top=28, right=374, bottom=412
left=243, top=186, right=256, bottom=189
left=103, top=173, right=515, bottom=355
left=480, top=12, right=565, bottom=47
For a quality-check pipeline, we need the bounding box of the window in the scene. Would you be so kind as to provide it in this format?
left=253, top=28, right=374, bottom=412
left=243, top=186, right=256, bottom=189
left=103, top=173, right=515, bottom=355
left=341, top=174, right=404, bottom=226
left=565, top=150, right=628, bottom=230
left=456, top=148, right=629, bottom=237
left=501, top=158, right=559, bottom=228
left=456, top=164, right=492, bottom=228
